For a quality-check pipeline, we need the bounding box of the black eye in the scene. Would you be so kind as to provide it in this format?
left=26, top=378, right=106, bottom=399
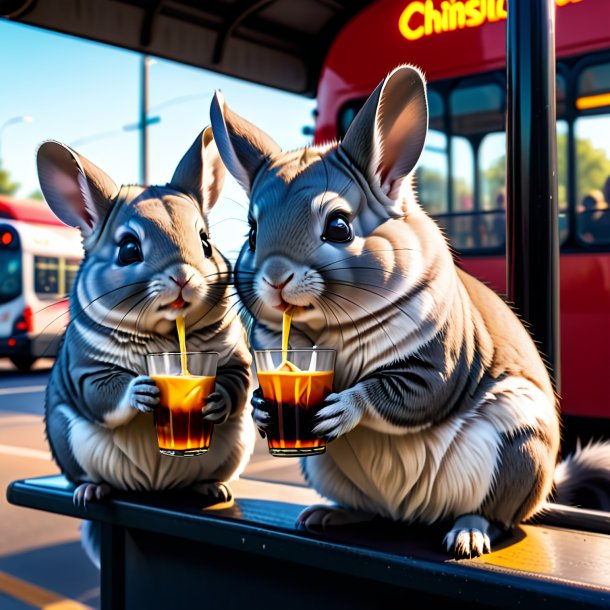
left=117, top=235, right=143, bottom=265
left=201, top=232, right=212, bottom=258
left=248, top=222, right=257, bottom=252
left=323, top=212, right=353, bottom=243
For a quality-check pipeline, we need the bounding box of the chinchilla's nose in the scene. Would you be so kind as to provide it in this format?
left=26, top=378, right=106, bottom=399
left=261, top=256, right=295, bottom=290
left=167, top=264, right=195, bottom=288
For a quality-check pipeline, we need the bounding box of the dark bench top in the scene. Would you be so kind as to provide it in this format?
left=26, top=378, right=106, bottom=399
left=7, top=475, right=610, bottom=609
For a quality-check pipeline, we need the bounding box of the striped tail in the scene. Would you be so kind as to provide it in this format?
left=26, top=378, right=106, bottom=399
left=553, top=439, right=610, bottom=510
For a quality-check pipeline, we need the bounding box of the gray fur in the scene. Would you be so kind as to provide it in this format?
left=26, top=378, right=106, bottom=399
left=554, top=440, right=610, bottom=509
left=39, top=128, right=254, bottom=498
left=212, top=64, right=610, bottom=558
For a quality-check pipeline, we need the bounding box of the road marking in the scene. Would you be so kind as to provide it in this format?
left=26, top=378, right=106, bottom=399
left=0, top=385, right=47, bottom=396
left=0, top=413, right=43, bottom=425
left=0, top=570, right=93, bottom=609
left=0, top=443, right=51, bottom=461
left=244, top=457, right=300, bottom=473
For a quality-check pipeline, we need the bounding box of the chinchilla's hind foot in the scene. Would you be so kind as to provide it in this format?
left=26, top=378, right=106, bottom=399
left=192, top=480, right=234, bottom=506
left=73, top=482, right=111, bottom=510
left=444, top=514, right=502, bottom=559
left=297, top=504, right=375, bottom=531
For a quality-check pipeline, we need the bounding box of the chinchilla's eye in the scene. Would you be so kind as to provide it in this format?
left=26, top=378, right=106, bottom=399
left=201, top=232, right=212, bottom=258
left=323, top=212, right=353, bottom=243
left=117, top=235, right=143, bottom=266
left=248, top=222, right=257, bottom=252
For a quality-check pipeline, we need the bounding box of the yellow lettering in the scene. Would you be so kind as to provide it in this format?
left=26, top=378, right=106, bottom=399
left=424, top=0, right=443, bottom=35
left=465, top=0, right=484, bottom=26
left=449, top=0, right=467, bottom=29
left=399, top=0, right=584, bottom=41
left=398, top=2, right=425, bottom=41
left=441, top=1, right=450, bottom=30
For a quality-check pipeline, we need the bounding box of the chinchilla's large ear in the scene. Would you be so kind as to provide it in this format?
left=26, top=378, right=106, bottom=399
left=169, top=126, right=225, bottom=213
left=340, top=64, right=428, bottom=204
left=210, top=90, right=281, bottom=193
left=37, top=141, right=119, bottom=237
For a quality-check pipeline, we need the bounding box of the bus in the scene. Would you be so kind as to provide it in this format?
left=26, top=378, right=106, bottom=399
left=0, top=196, right=83, bottom=371
left=314, top=0, right=610, bottom=434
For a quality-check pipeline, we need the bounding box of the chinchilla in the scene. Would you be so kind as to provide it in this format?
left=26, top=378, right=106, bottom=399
left=209, top=65, right=610, bottom=558
left=38, top=127, right=254, bottom=509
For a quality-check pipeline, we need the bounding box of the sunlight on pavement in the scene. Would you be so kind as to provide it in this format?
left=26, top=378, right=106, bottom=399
left=0, top=571, right=93, bottom=609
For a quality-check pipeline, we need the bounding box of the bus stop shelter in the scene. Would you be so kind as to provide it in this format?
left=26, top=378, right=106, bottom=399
left=3, top=0, right=610, bottom=608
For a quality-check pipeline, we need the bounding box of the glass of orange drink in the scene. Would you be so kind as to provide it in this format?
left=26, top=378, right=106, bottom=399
left=146, top=351, right=219, bottom=456
left=254, top=349, right=335, bottom=457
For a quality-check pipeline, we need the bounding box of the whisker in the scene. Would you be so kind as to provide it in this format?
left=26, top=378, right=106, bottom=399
left=33, top=282, right=150, bottom=347
left=113, top=292, right=154, bottom=335
left=323, top=280, right=418, bottom=326
left=322, top=288, right=403, bottom=362
left=317, top=247, right=421, bottom=271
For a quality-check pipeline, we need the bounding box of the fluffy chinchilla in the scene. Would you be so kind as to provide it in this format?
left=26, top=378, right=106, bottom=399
left=209, top=65, right=610, bottom=558
left=38, top=127, right=254, bottom=507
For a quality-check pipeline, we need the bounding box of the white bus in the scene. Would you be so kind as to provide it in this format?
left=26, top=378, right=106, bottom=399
left=0, top=196, right=83, bottom=371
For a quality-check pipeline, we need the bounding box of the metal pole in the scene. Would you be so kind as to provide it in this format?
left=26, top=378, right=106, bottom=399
left=140, top=55, right=150, bottom=186
left=506, top=0, right=560, bottom=389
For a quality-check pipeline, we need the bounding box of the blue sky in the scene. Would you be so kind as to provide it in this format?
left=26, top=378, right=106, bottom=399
left=0, top=19, right=315, bottom=259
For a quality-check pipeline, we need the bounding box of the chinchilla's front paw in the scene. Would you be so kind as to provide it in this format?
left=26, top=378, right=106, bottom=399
left=202, top=387, right=231, bottom=424
left=312, top=390, right=364, bottom=441
left=127, top=375, right=160, bottom=413
left=251, top=387, right=273, bottom=438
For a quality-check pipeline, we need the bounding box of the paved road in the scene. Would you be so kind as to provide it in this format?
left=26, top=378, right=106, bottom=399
left=0, top=358, right=304, bottom=609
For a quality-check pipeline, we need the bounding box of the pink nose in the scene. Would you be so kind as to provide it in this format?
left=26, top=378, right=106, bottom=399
left=263, top=273, right=294, bottom=290
left=170, top=276, right=190, bottom=289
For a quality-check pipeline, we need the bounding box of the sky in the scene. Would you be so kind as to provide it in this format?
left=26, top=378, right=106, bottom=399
left=0, top=19, right=316, bottom=260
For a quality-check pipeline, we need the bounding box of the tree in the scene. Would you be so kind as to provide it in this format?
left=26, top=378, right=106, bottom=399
left=28, top=190, right=44, bottom=200
left=481, top=134, right=610, bottom=209
left=575, top=136, right=610, bottom=204
left=0, top=161, right=19, bottom=195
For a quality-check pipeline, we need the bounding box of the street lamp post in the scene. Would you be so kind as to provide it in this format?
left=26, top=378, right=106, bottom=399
left=140, top=55, right=150, bottom=186
left=0, top=115, right=33, bottom=162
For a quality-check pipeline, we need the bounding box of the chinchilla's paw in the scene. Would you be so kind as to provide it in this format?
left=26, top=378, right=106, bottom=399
left=251, top=387, right=273, bottom=438
left=202, top=389, right=230, bottom=424
left=73, top=482, right=111, bottom=510
left=312, top=391, right=364, bottom=441
left=127, top=375, right=160, bottom=413
left=296, top=505, right=375, bottom=531
left=444, top=515, right=492, bottom=559
left=192, top=481, right=234, bottom=505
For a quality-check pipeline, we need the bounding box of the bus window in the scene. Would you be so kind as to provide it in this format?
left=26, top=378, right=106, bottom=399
left=0, top=235, right=22, bottom=305
left=338, top=103, right=360, bottom=139
left=416, top=90, right=447, bottom=214
left=417, top=130, right=448, bottom=214
left=35, top=256, right=60, bottom=298
left=65, top=259, right=80, bottom=295
left=478, top=132, right=506, bottom=248
left=575, top=62, right=610, bottom=246
left=451, top=136, right=474, bottom=213
left=557, top=120, right=569, bottom=243
left=450, top=82, right=504, bottom=136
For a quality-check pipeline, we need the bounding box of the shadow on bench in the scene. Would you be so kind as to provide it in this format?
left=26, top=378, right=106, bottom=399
left=7, top=475, right=610, bottom=610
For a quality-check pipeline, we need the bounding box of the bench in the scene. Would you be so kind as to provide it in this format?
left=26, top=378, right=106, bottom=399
left=7, top=475, right=610, bottom=609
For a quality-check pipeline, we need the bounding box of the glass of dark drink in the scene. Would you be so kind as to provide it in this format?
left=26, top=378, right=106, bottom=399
left=146, top=351, right=219, bottom=456
left=253, top=349, right=335, bottom=457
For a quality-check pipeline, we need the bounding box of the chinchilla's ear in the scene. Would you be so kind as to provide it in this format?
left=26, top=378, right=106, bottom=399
left=340, top=64, right=428, bottom=204
left=169, top=126, right=225, bottom=213
left=210, top=90, right=281, bottom=194
left=37, top=141, right=119, bottom=237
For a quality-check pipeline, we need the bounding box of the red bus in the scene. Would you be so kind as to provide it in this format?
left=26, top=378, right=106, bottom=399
left=314, top=0, right=610, bottom=432
left=0, top=196, right=83, bottom=371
